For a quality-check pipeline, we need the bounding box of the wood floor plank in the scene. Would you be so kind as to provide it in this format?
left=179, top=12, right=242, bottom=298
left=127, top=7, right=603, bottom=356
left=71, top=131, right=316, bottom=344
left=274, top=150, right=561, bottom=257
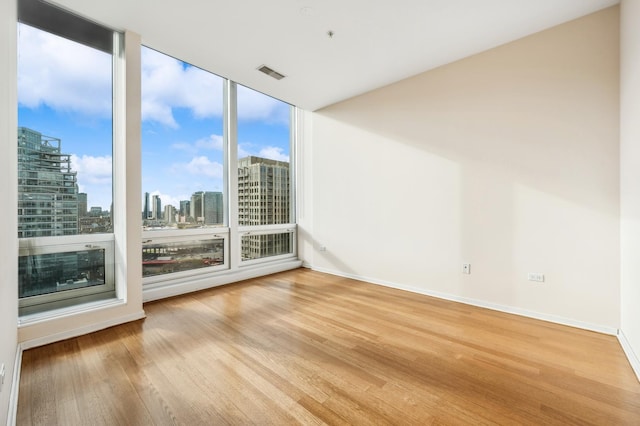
left=17, top=269, right=640, bottom=425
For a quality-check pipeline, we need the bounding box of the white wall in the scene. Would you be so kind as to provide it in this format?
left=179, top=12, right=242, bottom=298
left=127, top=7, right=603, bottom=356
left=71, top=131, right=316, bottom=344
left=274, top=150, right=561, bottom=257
left=0, top=0, right=18, bottom=422
left=620, top=0, right=640, bottom=379
left=0, top=0, right=18, bottom=421
left=307, top=7, right=620, bottom=331
left=297, top=109, right=315, bottom=267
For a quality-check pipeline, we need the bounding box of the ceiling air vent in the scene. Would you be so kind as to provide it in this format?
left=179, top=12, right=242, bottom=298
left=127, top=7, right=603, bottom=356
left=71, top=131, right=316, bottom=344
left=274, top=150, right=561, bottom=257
left=257, top=65, right=286, bottom=80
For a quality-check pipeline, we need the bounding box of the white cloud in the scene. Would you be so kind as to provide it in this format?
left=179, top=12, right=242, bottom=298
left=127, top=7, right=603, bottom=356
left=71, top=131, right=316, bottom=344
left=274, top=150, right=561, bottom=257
left=195, top=134, right=224, bottom=151
left=17, top=29, right=291, bottom=126
left=238, top=145, right=251, bottom=159
left=141, top=47, right=223, bottom=128
left=170, top=134, right=289, bottom=164
left=141, top=48, right=290, bottom=127
left=18, top=24, right=112, bottom=117
left=171, top=156, right=224, bottom=179
left=237, top=85, right=291, bottom=124
left=238, top=143, right=290, bottom=162
left=70, top=154, right=112, bottom=209
left=170, top=133, right=223, bottom=155
left=258, top=146, right=289, bottom=162
left=70, top=154, right=112, bottom=185
left=141, top=101, right=178, bottom=128
left=148, top=190, right=182, bottom=210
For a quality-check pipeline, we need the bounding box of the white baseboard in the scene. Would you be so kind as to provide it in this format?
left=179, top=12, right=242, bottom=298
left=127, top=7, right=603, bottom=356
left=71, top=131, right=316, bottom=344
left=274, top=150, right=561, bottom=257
left=618, top=330, right=640, bottom=383
left=311, top=266, right=618, bottom=336
left=19, top=310, right=146, bottom=351
left=143, top=259, right=302, bottom=302
left=6, top=344, right=22, bottom=426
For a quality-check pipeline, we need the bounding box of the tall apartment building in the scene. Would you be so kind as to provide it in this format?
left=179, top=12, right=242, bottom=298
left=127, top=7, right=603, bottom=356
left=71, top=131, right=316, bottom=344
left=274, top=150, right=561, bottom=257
left=164, top=205, right=177, bottom=224
left=78, top=192, right=87, bottom=217
left=143, top=192, right=151, bottom=220
left=190, top=191, right=223, bottom=225
left=151, top=194, right=162, bottom=220
left=237, top=156, right=290, bottom=260
left=190, top=191, right=203, bottom=223
left=17, top=127, right=79, bottom=238
left=204, top=191, right=223, bottom=225
left=17, top=127, right=83, bottom=297
left=179, top=200, right=190, bottom=222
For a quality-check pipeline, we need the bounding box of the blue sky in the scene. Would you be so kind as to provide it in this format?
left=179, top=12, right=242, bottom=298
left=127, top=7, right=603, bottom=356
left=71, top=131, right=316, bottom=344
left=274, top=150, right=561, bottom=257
left=18, top=24, right=291, bottom=211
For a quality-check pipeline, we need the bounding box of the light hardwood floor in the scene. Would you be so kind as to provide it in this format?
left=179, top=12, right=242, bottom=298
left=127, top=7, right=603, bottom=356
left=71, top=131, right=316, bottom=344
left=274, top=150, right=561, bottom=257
left=17, top=269, right=640, bottom=425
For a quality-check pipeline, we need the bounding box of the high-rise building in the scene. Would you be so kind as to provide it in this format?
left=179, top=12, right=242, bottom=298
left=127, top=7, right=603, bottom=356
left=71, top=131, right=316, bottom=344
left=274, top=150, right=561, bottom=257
left=190, top=191, right=204, bottom=223
left=143, top=192, right=151, bottom=220
left=203, top=191, right=223, bottom=225
left=78, top=192, right=87, bottom=217
left=164, top=205, right=177, bottom=224
left=238, top=156, right=290, bottom=226
left=179, top=200, right=191, bottom=221
left=17, top=127, right=79, bottom=238
left=151, top=195, right=162, bottom=220
left=189, top=191, right=223, bottom=225
left=237, top=156, right=290, bottom=260
left=17, top=127, right=82, bottom=296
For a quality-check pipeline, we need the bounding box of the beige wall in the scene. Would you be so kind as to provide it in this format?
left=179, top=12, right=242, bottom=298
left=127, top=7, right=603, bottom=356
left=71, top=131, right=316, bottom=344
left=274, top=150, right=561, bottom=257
left=620, top=0, right=640, bottom=377
left=307, top=7, right=620, bottom=330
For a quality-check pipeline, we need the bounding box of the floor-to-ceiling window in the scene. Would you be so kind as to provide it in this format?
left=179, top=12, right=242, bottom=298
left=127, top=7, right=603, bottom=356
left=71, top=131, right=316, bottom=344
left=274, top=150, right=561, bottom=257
left=140, top=47, right=228, bottom=281
left=237, top=85, right=295, bottom=263
left=141, top=48, right=296, bottom=288
left=17, top=0, right=119, bottom=315
left=16, top=0, right=298, bottom=315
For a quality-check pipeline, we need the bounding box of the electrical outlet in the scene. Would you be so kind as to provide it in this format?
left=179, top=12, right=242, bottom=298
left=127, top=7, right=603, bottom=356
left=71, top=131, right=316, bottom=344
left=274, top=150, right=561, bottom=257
left=318, top=246, right=327, bottom=252
left=462, top=263, right=471, bottom=274
left=528, top=273, right=545, bottom=282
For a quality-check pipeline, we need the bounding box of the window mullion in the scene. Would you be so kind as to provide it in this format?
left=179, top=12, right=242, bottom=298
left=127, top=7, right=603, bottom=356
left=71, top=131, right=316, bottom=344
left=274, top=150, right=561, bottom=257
left=225, top=80, right=240, bottom=270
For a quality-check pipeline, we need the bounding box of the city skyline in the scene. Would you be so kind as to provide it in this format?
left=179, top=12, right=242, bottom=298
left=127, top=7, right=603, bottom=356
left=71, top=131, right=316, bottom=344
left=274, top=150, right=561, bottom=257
left=143, top=189, right=224, bottom=226
left=16, top=123, right=289, bottom=223
left=18, top=23, right=291, bottom=211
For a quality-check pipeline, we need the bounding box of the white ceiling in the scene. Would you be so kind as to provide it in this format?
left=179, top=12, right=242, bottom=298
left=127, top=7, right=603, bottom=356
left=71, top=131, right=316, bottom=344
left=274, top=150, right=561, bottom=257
left=50, top=0, right=619, bottom=111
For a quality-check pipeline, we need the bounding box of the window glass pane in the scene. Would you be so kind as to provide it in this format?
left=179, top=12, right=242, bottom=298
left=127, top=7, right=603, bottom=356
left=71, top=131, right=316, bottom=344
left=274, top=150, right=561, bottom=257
left=237, top=85, right=291, bottom=226
left=18, top=23, right=113, bottom=238
left=19, top=249, right=106, bottom=298
left=141, top=47, right=224, bottom=230
left=241, top=232, right=293, bottom=261
left=142, top=239, right=224, bottom=277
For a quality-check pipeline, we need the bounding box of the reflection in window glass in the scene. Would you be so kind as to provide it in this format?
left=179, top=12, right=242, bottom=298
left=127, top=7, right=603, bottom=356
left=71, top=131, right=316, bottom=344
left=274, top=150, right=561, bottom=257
left=142, top=239, right=224, bottom=277
left=237, top=85, right=291, bottom=227
left=141, top=47, right=224, bottom=231
left=241, top=232, right=293, bottom=261
left=19, top=249, right=106, bottom=298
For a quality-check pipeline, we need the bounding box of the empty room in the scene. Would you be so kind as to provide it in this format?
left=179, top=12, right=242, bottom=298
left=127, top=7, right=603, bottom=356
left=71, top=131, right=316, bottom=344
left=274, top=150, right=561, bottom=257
left=2, top=0, right=640, bottom=424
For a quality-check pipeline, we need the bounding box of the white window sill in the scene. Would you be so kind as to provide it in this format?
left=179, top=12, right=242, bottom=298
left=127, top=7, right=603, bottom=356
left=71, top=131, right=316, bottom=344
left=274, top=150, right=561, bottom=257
left=18, top=297, right=126, bottom=328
